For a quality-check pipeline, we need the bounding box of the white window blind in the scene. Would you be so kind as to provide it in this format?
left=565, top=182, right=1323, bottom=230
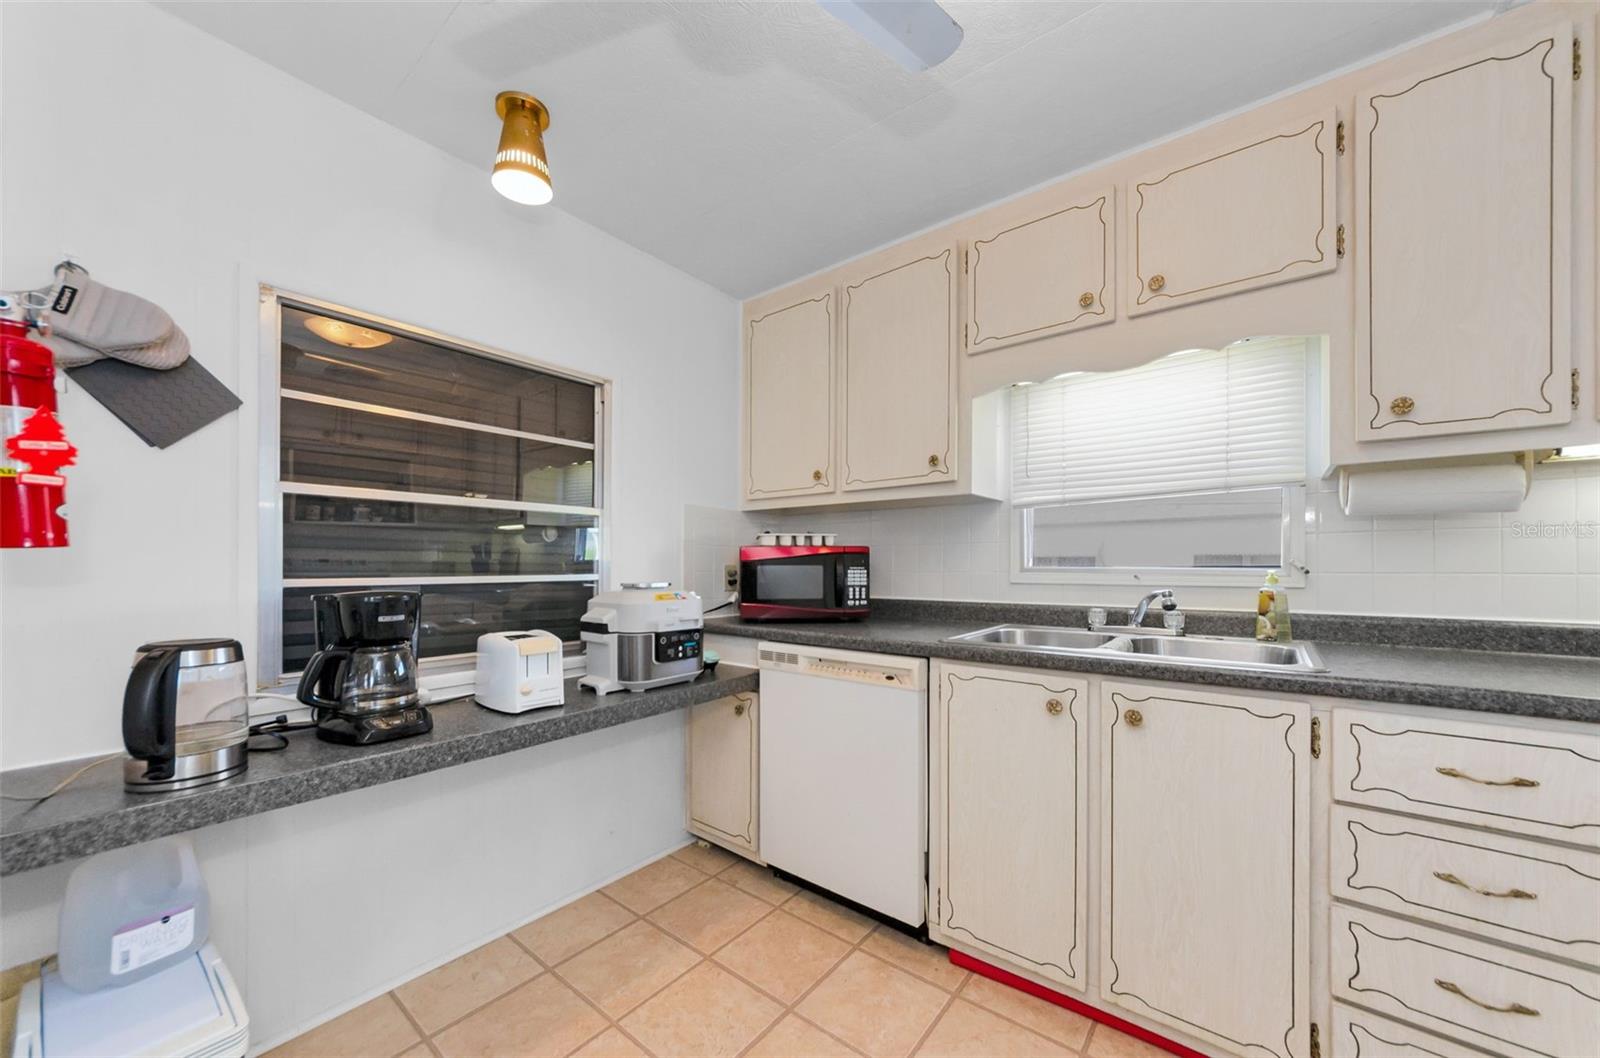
left=1010, top=338, right=1308, bottom=508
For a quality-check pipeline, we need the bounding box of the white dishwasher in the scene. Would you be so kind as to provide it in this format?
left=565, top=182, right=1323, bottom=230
left=758, top=642, right=927, bottom=927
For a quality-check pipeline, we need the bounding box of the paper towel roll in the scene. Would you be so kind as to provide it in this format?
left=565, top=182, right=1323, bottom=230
left=1339, top=459, right=1531, bottom=517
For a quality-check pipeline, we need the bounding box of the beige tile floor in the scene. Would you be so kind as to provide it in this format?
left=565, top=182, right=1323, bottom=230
left=265, top=845, right=1169, bottom=1058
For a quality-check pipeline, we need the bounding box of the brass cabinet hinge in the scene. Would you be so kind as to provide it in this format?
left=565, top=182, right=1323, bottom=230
left=964, top=322, right=971, bottom=349
left=1311, top=716, right=1322, bottom=759
left=1336, top=225, right=1346, bottom=259
left=1575, top=38, right=1583, bottom=81
left=1310, top=1022, right=1322, bottom=1058
left=1574, top=369, right=1581, bottom=410
left=963, top=248, right=969, bottom=275
left=1335, top=121, right=1346, bottom=155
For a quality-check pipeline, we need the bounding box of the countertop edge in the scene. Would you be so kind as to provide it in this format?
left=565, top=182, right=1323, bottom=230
left=0, top=669, right=759, bottom=877
left=705, top=622, right=1597, bottom=721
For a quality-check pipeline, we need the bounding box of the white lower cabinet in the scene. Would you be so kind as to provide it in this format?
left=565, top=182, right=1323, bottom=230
left=1332, top=907, right=1600, bottom=1058
left=685, top=691, right=759, bottom=859
left=929, top=662, right=1088, bottom=990
left=1328, top=704, right=1600, bottom=1058
left=752, top=646, right=1600, bottom=1058
left=1332, top=1004, right=1492, bottom=1058
left=1098, top=680, right=1312, bottom=1058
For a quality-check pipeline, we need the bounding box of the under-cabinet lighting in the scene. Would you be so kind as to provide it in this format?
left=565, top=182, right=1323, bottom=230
left=496, top=523, right=526, bottom=532
left=1552, top=443, right=1600, bottom=461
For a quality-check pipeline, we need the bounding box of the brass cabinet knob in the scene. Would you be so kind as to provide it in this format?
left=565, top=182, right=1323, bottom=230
left=733, top=701, right=747, bottom=717
left=1078, top=292, right=1095, bottom=308
left=1147, top=274, right=1166, bottom=293
left=1390, top=396, right=1415, bottom=416
left=812, top=469, right=823, bottom=482
left=1124, top=708, right=1144, bottom=727
left=1046, top=698, right=1064, bottom=716
left=928, top=454, right=941, bottom=468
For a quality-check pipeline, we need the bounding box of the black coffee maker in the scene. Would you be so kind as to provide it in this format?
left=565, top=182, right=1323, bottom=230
left=297, top=590, right=433, bottom=745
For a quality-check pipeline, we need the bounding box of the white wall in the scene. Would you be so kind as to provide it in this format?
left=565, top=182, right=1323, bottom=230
left=0, top=0, right=738, bottom=770
left=0, top=2, right=738, bottom=1046
left=685, top=458, right=1600, bottom=622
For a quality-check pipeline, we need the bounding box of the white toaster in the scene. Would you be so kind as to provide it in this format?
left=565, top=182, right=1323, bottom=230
left=474, top=630, right=565, bottom=713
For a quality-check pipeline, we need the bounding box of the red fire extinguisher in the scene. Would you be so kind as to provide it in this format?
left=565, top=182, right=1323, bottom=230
left=1, top=317, right=76, bottom=548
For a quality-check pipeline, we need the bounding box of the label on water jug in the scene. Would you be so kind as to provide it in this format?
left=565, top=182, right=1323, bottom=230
left=109, top=905, right=195, bottom=975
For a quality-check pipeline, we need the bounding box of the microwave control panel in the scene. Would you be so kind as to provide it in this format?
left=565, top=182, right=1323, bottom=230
left=845, top=564, right=869, bottom=608
left=655, top=629, right=703, bottom=663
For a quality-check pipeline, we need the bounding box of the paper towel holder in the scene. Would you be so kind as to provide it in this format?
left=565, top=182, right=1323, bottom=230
left=1338, top=451, right=1535, bottom=518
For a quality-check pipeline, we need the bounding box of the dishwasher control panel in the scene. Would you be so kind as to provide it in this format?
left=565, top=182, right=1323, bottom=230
left=756, top=643, right=924, bottom=690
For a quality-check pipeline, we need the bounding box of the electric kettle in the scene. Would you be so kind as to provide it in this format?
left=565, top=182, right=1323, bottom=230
left=123, top=638, right=250, bottom=793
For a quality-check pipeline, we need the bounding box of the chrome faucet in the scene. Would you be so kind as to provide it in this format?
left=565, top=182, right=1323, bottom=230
left=1089, top=589, right=1184, bottom=636
left=1128, top=589, right=1175, bottom=628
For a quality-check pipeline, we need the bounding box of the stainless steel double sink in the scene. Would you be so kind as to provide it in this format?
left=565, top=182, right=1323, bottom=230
left=945, top=624, right=1326, bottom=673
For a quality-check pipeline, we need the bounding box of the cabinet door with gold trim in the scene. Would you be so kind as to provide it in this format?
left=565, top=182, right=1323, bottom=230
left=1099, top=681, right=1311, bottom=1058
left=687, top=692, right=759, bottom=858
left=744, top=293, right=836, bottom=500
left=931, top=663, right=1088, bottom=991
left=1127, top=111, right=1337, bottom=316
left=841, top=242, right=959, bottom=490
left=965, top=189, right=1114, bottom=354
left=1356, top=22, right=1574, bottom=440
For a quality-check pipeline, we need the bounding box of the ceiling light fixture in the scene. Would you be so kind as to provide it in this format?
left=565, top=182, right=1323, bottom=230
left=491, top=91, right=553, bottom=205
left=304, top=316, right=393, bottom=349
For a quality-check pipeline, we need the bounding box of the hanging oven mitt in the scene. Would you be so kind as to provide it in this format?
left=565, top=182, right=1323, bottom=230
left=37, top=266, right=190, bottom=370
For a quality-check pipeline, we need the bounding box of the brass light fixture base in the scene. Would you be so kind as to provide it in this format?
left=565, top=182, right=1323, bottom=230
left=496, top=91, right=550, bottom=130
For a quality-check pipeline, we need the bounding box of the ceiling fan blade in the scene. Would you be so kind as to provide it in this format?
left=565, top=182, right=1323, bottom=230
left=818, top=0, right=964, bottom=72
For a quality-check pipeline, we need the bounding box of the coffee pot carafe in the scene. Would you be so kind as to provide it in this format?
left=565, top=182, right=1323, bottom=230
left=123, top=639, right=250, bottom=793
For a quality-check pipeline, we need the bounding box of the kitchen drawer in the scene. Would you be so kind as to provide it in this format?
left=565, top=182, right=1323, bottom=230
left=1333, top=806, right=1600, bottom=967
left=1332, top=1003, right=1497, bottom=1057
left=1332, top=709, right=1600, bottom=848
left=1333, top=907, right=1600, bottom=1058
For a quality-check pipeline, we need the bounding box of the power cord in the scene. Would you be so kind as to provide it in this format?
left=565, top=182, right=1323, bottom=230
left=0, top=753, right=123, bottom=803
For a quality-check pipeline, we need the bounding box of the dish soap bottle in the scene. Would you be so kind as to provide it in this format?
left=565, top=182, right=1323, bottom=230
left=1256, top=570, right=1292, bottom=642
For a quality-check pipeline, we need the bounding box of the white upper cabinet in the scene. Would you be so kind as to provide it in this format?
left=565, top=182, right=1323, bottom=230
left=841, top=240, right=960, bottom=490
left=1127, top=111, right=1338, bottom=316
left=931, top=663, right=1089, bottom=991
left=1355, top=22, right=1574, bottom=441
left=743, top=289, right=836, bottom=500
left=965, top=189, right=1115, bottom=354
left=1099, top=681, right=1311, bottom=1058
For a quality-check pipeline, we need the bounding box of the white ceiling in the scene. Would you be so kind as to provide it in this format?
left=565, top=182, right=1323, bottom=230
left=158, top=0, right=1497, bottom=298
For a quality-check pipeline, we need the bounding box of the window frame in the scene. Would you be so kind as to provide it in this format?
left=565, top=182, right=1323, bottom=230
left=1010, top=484, right=1308, bottom=588
left=255, top=286, right=610, bottom=685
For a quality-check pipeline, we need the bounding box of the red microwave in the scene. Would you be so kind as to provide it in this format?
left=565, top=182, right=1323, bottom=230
left=738, top=545, right=869, bottom=620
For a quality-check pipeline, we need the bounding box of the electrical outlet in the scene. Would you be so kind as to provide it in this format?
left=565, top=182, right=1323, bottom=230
left=724, top=564, right=740, bottom=591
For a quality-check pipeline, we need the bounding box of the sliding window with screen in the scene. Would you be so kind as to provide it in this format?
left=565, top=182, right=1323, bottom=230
left=1011, top=336, right=1316, bottom=586
left=261, top=296, right=605, bottom=680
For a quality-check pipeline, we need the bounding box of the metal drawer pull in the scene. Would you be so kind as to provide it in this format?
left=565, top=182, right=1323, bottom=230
left=1045, top=698, right=1064, bottom=716
left=1434, top=979, right=1539, bottom=1017
left=1436, top=766, right=1540, bottom=788
left=733, top=701, right=747, bottom=717
left=1123, top=708, right=1144, bottom=728
left=1433, top=871, right=1537, bottom=900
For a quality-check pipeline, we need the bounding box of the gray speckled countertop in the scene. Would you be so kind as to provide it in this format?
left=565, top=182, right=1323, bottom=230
left=705, top=611, right=1600, bottom=723
left=0, top=666, right=757, bottom=877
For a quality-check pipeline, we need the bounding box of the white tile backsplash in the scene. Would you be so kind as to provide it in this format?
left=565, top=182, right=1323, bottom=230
left=1434, top=528, right=1501, bottom=573
left=684, top=461, right=1600, bottom=623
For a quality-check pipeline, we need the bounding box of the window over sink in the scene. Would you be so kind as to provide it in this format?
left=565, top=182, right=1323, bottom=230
left=259, top=295, right=606, bottom=681
left=1011, top=336, right=1317, bottom=586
